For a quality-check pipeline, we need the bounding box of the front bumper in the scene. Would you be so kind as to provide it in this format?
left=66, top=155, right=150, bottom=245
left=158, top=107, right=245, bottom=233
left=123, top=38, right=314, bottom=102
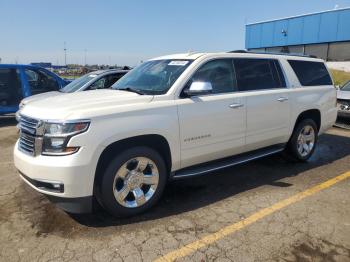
left=20, top=173, right=93, bottom=213
left=14, top=140, right=100, bottom=213
left=337, top=110, right=350, bottom=118
left=337, top=100, right=350, bottom=118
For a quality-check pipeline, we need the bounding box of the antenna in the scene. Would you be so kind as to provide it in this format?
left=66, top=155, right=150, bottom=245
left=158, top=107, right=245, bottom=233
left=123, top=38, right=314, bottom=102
left=64, top=41, right=67, bottom=66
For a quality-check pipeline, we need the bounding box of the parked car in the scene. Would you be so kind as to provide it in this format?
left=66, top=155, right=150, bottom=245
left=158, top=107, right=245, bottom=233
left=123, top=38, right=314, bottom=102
left=19, top=69, right=129, bottom=110
left=336, top=80, right=350, bottom=118
left=0, top=64, right=69, bottom=115
left=14, top=52, right=337, bottom=217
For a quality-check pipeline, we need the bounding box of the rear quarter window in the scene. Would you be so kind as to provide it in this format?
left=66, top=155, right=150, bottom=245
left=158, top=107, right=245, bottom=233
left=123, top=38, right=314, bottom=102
left=288, top=60, right=332, bottom=86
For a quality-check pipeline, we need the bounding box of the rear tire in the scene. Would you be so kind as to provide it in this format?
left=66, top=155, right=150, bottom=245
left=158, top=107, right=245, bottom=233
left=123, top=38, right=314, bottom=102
left=284, top=119, right=318, bottom=162
left=98, top=146, right=167, bottom=217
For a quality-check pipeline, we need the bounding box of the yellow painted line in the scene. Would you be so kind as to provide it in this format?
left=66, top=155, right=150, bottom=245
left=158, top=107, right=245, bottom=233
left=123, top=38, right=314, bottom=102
left=155, top=171, right=350, bottom=262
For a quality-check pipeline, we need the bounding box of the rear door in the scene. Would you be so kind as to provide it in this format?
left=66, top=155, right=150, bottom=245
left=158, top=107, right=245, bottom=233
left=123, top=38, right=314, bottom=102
left=233, top=58, right=291, bottom=151
left=0, top=68, right=22, bottom=109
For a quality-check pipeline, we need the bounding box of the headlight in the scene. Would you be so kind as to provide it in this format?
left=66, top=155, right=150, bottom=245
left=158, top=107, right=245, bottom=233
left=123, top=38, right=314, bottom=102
left=41, top=121, right=90, bottom=156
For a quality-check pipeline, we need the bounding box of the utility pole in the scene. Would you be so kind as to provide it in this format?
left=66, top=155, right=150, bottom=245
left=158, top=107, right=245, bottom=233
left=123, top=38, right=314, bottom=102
left=64, top=42, right=67, bottom=66
left=84, top=49, right=87, bottom=65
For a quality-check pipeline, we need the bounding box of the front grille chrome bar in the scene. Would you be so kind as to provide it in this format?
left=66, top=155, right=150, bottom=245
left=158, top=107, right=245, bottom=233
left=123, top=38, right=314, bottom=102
left=17, top=115, right=43, bottom=156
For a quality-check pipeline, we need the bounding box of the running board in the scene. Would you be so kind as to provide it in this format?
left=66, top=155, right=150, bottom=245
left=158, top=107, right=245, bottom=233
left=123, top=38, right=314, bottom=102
left=172, top=144, right=285, bottom=179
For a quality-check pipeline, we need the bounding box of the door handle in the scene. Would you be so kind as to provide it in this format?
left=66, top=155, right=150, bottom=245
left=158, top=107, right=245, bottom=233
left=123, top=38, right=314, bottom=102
left=277, top=97, right=288, bottom=102
left=229, top=103, right=244, bottom=109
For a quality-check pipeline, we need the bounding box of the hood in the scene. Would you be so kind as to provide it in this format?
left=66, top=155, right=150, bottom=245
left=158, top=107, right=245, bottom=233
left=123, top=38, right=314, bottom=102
left=337, top=90, right=350, bottom=100
left=21, top=91, right=61, bottom=106
left=20, top=89, right=154, bottom=120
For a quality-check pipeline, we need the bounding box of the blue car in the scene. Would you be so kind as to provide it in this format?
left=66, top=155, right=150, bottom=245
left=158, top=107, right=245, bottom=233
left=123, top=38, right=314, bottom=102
left=0, top=64, right=69, bottom=115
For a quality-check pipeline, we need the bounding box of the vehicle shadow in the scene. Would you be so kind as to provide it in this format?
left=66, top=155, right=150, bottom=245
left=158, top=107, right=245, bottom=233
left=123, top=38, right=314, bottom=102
left=70, top=132, right=350, bottom=227
left=0, top=115, right=17, bottom=128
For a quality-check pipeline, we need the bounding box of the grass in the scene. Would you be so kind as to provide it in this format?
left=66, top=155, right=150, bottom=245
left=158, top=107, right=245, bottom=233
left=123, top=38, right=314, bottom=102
left=330, top=69, right=350, bottom=87
left=58, top=74, right=81, bottom=80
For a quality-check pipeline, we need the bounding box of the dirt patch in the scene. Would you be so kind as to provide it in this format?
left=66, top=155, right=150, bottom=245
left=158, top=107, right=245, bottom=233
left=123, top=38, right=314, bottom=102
left=284, top=239, right=350, bottom=262
left=0, top=133, right=18, bottom=148
left=0, top=182, right=84, bottom=238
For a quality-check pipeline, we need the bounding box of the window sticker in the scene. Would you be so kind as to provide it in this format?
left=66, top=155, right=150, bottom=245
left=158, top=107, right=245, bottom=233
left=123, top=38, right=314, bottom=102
left=168, top=61, right=189, bottom=66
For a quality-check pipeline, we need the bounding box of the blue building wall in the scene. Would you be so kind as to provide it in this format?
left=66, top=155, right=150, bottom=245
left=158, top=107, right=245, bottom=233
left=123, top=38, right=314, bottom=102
left=246, top=8, right=350, bottom=49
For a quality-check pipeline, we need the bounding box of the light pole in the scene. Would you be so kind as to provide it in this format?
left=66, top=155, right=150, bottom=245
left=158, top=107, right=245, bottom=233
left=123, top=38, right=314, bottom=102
left=64, top=42, right=67, bottom=66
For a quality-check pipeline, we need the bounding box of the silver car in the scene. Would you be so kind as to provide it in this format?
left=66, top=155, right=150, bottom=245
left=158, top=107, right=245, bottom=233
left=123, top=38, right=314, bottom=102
left=19, top=69, right=129, bottom=109
left=336, top=80, right=350, bottom=128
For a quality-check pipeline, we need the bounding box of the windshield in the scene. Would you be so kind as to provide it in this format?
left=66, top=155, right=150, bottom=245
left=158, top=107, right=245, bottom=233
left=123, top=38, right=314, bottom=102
left=60, top=73, right=97, bottom=93
left=341, top=81, right=350, bottom=91
left=112, top=59, right=192, bottom=95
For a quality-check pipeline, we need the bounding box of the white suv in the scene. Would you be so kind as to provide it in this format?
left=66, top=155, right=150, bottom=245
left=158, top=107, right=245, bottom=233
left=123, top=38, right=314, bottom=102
left=14, top=52, right=337, bottom=217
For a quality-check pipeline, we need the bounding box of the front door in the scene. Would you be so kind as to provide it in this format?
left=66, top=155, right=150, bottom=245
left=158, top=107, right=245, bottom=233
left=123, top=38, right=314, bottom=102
left=0, top=68, right=22, bottom=113
left=24, top=68, right=60, bottom=95
left=177, top=59, right=246, bottom=168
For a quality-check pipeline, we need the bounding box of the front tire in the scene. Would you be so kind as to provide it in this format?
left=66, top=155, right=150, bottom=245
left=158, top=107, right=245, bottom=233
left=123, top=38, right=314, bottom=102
left=285, top=119, right=318, bottom=162
left=98, top=147, right=167, bottom=217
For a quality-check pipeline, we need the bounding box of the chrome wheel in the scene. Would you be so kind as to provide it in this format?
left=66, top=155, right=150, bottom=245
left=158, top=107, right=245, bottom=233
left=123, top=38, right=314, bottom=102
left=297, top=125, right=315, bottom=157
left=112, top=157, right=159, bottom=208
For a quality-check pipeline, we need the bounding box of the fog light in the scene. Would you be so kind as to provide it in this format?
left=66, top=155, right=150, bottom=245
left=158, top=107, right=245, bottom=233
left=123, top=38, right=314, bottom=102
left=52, top=183, right=62, bottom=190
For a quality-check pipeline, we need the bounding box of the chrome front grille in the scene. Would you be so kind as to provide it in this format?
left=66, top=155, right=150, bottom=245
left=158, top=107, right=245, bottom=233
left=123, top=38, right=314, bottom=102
left=18, top=115, right=39, bottom=155
left=19, top=115, right=38, bottom=135
left=19, top=132, right=36, bottom=154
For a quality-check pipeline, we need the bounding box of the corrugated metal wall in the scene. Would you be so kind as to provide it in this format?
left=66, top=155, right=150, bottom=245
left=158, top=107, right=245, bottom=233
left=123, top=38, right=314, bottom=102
left=246, top=8, right=350, bottom=49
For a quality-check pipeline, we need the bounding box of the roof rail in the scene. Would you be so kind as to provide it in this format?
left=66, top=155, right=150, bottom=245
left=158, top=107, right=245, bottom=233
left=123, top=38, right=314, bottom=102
left=228, top=50, right=248, bottom=53
left=228, top=50, right=318, bottom=59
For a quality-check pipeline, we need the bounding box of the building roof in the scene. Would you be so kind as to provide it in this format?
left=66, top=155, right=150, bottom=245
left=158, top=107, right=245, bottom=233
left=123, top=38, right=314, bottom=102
left=247, top=7, right=350, bottom=25
left=246, top=7, right=350, bottom=49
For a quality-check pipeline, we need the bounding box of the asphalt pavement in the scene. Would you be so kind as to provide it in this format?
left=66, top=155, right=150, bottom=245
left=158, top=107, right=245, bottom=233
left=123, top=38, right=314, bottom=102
left=0, top=117, right=349, bottom=262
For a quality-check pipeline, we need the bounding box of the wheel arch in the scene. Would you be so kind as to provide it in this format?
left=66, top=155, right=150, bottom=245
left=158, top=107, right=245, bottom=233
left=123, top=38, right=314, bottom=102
left=291, top=109, right=321, bottom=137
left=93, top=134, right=172, bottom=195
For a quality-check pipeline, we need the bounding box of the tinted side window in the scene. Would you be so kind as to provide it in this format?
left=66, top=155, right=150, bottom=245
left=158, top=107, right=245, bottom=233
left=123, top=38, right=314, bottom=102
left=89, top=77, right=107, bottom=90
left=288, top=60, right=332, bottom=86
left=0, top=68, right=22, bottom=106
left=190, top=59, right=236, bottom=94
left=0, top=69, right=11, bottom=89
left=233, top=59, right=283, bottom=91
left=89, top=73, right=125, bottom=90
left=273, top=60, right=286, bottom=88
left=106, top=73, right=125, bottom=88
left=25, top=69, right=59, bottom=95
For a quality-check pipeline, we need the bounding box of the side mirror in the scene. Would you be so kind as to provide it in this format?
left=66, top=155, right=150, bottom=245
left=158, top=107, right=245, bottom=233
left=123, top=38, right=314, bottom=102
left=184, top=81, right=213, bottom=96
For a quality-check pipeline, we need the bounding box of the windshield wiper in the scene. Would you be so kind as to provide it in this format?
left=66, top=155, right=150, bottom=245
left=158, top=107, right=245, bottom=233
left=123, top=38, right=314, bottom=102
left=117, top=87, right=145, bottom=95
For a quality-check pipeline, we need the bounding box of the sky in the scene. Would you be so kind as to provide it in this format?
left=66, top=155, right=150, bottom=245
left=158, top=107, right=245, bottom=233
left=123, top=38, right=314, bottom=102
left=1, top=0, right=350, bottom=66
